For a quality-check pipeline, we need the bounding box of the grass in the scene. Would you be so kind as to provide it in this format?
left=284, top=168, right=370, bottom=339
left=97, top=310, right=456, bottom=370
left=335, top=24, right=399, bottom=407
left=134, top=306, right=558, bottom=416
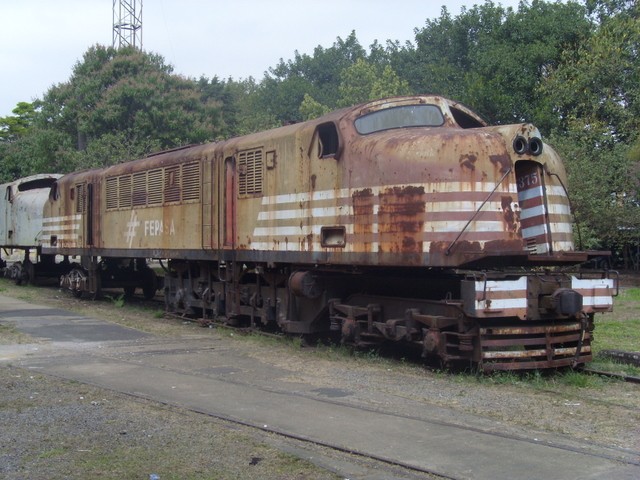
left=584, top=285, right=640, bottom=377
left=435, top=283, right=640, bottom=389
left=587, top=358, right=640, bottom=376
left=466, top=367, right=611, bottom=391
left=1, top=366, right=340, bottom=480
left=1, top=277, right=638, bottom=385
left=468, top=284, right=640, bottom=387
left=591, top=287, right=640, bottom=353
left=105, top=294, right=126, bottom=308
left=0, top=323, right=36, bottom=344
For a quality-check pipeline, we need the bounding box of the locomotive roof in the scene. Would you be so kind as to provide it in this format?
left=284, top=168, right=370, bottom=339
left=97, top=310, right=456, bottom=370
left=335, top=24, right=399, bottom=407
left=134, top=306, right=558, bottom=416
left=51, top=95, right=488, bottom=183
left=209, top=95, right=487, bottom=150
left=0, top=173, right=62, bottom=190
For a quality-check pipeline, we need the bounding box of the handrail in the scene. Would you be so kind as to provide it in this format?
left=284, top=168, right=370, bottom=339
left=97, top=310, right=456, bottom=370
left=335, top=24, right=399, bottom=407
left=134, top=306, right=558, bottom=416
left=446, top=167, right=512, bottom=256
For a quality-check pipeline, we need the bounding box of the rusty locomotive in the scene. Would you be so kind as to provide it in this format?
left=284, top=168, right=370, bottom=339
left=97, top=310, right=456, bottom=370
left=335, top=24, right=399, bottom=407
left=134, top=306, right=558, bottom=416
left=3, top=95, right=616, bottom=371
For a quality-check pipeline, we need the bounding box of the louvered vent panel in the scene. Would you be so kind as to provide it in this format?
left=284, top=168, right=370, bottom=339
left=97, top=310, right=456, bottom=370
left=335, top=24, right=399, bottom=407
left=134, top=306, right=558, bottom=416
left=182, top=162, right=201, bottom=201
left=132, top=171, right=147, bottom=206
left=106, top=177, right=118, bottom=210
left=238, top=149, right=263, bottom=195
left=164, top=166, right=181, bottom=203
left=118, top=175, right=132, bottom=208
left=147, top=169, right=163, bottom=205
left=76, top=184, right=85, bottom=213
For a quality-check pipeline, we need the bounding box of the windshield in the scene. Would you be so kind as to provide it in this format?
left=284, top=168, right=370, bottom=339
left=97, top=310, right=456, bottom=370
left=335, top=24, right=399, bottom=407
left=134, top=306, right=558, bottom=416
left=354, top=104, right=445, bottom=134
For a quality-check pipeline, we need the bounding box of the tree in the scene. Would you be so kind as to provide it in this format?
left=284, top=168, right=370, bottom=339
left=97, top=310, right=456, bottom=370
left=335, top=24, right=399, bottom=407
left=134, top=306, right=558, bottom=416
left=0, top=102, right=37, bottom=143
left=542, top=2, right=640, bottom=264
left=299, top=59, right=411, bottom=120
left=1, top=45, right=226, bottom=179
left=222, top=77, right=280, bottom=135
left=338, top=59, right=411, bottom=107
left=541, top=4, right=640, bottom=141
left=259, top=32, right=368, bottom=124
left=0, top=129, right=74, bottom=182
left=337, top=59, right=379, bottom=107
left=299, top=94, right=331, bottom=122
left=406, top=1, right=590, bottom=128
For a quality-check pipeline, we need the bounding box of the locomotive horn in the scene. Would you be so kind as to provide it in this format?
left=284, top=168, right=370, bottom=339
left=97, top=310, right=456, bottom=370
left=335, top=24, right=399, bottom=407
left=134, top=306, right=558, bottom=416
left=513, top=136, right=528, bottom=155
left=528, top=137, right=543, bottom=156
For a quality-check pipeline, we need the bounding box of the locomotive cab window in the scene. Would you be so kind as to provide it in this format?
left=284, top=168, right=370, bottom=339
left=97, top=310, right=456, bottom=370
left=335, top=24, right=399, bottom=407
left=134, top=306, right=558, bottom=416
left=316, top=122, right=340, bottom=158
left=354, top=104, right=444, bottom=134
left=450, top=106, right=486, bottom=129
left=18, top=177, right=58, bottom=191
left=5, top=186, right=13, bottom=203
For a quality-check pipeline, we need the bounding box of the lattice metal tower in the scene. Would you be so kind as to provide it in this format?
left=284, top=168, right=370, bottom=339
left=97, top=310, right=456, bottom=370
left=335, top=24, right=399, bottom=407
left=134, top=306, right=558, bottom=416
left=112, top=0, right=143, bottom=49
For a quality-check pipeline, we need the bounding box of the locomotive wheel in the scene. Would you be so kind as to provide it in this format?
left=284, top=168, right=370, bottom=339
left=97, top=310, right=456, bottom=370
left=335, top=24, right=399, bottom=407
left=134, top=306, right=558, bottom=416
left=24, top=260, right=35, bottom=286
left=66, top=268, right=87, bottom=298
left=142, top=268, right=158, bottom=300
left=12, top=262, right=24, bottom=285
left=9, top=262, right=29, bottom=286
left=123, top=286, right=136, bottom=298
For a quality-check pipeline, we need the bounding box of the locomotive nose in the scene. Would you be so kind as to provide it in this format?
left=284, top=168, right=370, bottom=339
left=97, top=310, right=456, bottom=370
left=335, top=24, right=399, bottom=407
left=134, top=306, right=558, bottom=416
left=540, top=288, right=583, bottom=317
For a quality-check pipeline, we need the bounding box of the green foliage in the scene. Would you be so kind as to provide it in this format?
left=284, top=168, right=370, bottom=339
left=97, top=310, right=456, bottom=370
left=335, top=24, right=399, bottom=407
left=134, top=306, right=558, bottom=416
left=299, top=58, right=411, bottom=120
left=370, top=65, right=412, bottom=100
left=299, top=94, right=331, bottom=121
left=593, top=315, right=640, bottom=353
left=542, top=3, right=640, bottom=254
left=105, top=294, right=126, bottom=308
left=0, top=102, right=37, bottom=142
left=1, top=45, right=225, bottom=179
left=409, top=1, right=591, bottom=127
left=260, top=31, right=368, bottom=123
left=337, top=59, right=410, bottom=107
left=557, top=370, right=601, bottom=388
left=337, top=58, right=379, bottom=107
left=588, top=283, right=640, bottom=375
left=549, top=131, right=640, bottom=252
left=541, top=7, right=640, bottom=141
left=0, top=128, right=75, bottom=182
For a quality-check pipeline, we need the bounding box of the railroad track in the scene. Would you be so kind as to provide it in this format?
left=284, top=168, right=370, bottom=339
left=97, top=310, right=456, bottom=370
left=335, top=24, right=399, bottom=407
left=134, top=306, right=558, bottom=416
left=45, top=283, right=640, bottom=385
left=583, top=368, right=640, bottom=384
left=166, top=307, right=640, bottom=385
left=4, top=283, right=639, bottom=479
left=13, top=281, right=640, bottom=385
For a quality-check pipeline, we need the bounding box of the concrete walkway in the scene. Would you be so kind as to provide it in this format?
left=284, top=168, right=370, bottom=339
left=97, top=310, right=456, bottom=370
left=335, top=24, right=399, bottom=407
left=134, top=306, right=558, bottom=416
left=1, top=294, right=638, bottom=480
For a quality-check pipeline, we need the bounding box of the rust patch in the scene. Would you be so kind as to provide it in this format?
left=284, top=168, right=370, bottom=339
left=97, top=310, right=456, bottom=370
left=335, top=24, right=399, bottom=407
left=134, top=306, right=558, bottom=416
left=385, top=185, right=426, bottom=197
left=500, top=195, right=521, bottom=237
left=378, top=186, right=426, bottom=253
left=397, top=221, right=422, bottom=233
left=300, top=233, right=313, bottom=252
left=459, top=154, right=477, bottom=170
left=402, top=236, right=417, bottom=249
left=430, top=242, right=477, bottom=265
left=490, top=153, right=512, bottom=173
left=352, top=188, right=375, bottom=252
left=353, top=189, right=375, bottom=232
left=482, top=238, right=525, bottom=252
left=352, top=188, right=374, bottom=199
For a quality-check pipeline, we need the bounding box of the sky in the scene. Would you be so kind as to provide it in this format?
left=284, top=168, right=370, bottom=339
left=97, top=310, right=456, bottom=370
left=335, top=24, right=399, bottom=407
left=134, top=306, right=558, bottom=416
left=0, top=0, right=524, bottom=118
